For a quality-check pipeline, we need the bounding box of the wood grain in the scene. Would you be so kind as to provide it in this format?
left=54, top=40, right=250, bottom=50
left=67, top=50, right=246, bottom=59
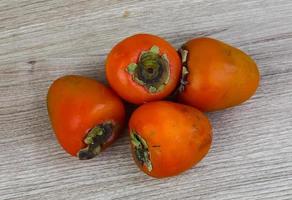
left=0, top=0, right=292, bottom=199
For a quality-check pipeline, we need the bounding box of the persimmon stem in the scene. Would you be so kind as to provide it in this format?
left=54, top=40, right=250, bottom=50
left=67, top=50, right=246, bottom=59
left=126, top=46, right=170, bottom=93
left=78, top=122, right=113, bottom=160
left=130, top=130, right=152, bottom=172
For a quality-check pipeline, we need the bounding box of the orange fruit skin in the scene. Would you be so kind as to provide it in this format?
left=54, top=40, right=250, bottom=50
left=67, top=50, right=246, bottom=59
left=179, top=37, right=260, bottom=111
left=47, top=75, right=125, bottom=156
left=106, top=33, right=182, bottom=104
left=129, top=101, right=212, bottom=178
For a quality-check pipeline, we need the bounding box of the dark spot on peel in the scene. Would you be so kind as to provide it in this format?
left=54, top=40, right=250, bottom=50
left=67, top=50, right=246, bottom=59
left=225, top=48, right=232, bottom=56
left=198, top=134, right=212, bottom=151
left=179, top=106, right=190, bottom=114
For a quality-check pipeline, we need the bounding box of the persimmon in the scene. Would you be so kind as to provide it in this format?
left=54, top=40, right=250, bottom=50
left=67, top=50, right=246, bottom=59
left=178, top=37, right=260, bottom=111
left=129, top=101, right=212, bottom=178
left=106, top=33, right=182, bottom=104
left=47, top=75, right=125, bottom=159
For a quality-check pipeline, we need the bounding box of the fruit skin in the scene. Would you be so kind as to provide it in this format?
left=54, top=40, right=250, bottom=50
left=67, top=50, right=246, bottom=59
left=129, top=101, right=212, bottom=178
left=106, top=33, right=182, bottom=104
left=179, top=37, right=260, bottom=112
left=47, top=75, right=125, bottom=157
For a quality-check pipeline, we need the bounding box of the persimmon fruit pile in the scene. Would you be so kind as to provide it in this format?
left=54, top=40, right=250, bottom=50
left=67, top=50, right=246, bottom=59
left=47, top=33, right=260, bottom=178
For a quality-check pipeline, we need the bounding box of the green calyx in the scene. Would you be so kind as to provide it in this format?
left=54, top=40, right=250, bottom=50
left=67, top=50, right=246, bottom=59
left=177, top=47, right=189, bottom=93
left=78, top=122, right=113, bottom=160
left=126, top=45, right=170, bottom=93
left=130, top=130, right=152, bottom=172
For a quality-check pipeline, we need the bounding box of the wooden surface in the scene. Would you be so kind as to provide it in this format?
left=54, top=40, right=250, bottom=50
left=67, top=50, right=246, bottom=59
left=0, top=0, right=292, bottom=199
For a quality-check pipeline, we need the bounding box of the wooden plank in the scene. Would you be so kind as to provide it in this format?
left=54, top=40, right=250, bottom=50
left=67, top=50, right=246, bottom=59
left=0, top=0, right=292, bottom=199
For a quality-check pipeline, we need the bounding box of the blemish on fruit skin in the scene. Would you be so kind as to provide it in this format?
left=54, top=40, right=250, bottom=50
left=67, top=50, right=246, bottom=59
left=225, top=47, right=232, bottom=56
left=196, top=115, right=201, bottom=121
left=192, top=124, right=199, bottom=132
left=150, top=131, right=156, bottom=135
left=180, top=106, right=190, bottom=114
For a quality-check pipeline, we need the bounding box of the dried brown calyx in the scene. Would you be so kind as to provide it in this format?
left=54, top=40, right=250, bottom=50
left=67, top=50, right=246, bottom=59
left=130, top=130, right=152, bottom=172
left=78, top=122, right=113, bottom=160
left=178, top=47, right=189, bottom=93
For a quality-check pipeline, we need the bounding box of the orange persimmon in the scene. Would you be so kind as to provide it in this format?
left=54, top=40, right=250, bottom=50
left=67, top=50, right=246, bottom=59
left=178, top=37, right=260, bottom=111
left=47, top=75, right=125, bottom=159
left=106, top=33, right=182, bottom=104
left=129, top=101, right=212, bottom=178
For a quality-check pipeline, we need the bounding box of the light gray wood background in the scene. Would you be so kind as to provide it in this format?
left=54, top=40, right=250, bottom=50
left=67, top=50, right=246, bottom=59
left=0, top=0, right=292, bottom=199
